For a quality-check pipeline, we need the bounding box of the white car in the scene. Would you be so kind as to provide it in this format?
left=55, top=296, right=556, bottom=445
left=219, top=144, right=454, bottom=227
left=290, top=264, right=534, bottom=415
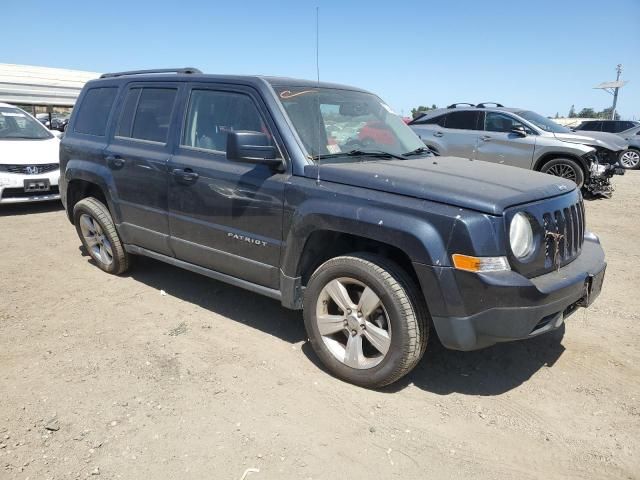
left=0, top=103, right=61, bottom=204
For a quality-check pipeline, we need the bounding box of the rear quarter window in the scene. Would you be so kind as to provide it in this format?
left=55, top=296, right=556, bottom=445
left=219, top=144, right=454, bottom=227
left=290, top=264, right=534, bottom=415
left=73, top=87, right=118, bottom=136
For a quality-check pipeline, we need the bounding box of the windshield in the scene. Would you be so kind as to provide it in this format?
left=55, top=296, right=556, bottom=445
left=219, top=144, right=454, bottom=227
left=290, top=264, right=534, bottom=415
left=516, top=110, right=571, bottom=134
left=0, top=106, right=53, bottom=140
left=275, top=87, right=425, bottom=161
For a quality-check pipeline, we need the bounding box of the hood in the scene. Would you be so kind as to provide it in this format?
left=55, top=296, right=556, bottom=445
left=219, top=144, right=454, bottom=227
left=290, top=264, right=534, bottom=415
left=0, top=136, right=60, bottom=165
left=305, top=156, right=576, bottom=215
left=554, top=131, right=628, bottom=151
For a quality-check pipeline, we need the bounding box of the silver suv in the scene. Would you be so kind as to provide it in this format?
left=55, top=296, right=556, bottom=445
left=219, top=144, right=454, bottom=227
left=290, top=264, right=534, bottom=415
left=409, top=103, right=626, bottom=196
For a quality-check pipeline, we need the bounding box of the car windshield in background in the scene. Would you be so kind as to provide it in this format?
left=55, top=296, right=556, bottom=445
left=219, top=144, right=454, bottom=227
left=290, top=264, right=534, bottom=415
left=275, top=87, right=425, bottom=162
left=516, top=110, right=571, bottom=134
left=0, top=107, right=53, bottom=140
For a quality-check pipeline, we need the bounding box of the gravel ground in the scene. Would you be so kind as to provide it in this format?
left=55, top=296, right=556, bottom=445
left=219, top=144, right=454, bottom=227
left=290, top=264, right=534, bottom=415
left=1, top=172, right=639, bottom=480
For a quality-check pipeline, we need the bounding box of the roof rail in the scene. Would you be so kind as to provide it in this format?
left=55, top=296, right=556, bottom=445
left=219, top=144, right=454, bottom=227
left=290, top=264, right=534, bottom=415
left=446, top=103, right=475, bottom=109
left=100, top=67, right=202, bottom=79
left=476, top=102, right=504, bottom=108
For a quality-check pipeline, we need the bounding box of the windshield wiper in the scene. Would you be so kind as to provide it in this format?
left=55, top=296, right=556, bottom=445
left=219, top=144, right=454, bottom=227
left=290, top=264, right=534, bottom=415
left=402, top=147, right=433, bottom=157
left=315, top=149, right=406, bottom=160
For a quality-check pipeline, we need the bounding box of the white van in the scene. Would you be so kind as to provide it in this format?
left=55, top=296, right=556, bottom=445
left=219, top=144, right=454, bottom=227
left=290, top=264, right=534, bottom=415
left=0, top=103, right=60, bottom=204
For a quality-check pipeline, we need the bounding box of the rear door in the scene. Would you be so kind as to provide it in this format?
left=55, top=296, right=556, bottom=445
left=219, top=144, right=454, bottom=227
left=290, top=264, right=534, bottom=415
left=104, top=83, right=180, bottom=256
left=438, top=110, right=482, bottom=159
left=475, top=111, right=537, bottom=168
left=167, top=84, right=287, bottom=288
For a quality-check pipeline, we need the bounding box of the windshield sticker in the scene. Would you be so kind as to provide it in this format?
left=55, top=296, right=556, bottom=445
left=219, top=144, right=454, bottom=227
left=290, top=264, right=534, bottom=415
left=327, top=144, right=341, bottom=154
left=279, top=89, right=318, bottom=99
left=380, top=103, right=397, bottom=115
left=0, top=112, right=26, bottom=117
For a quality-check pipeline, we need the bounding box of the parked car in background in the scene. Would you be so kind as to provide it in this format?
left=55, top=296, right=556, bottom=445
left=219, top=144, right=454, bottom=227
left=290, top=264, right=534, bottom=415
left=36, top=113, right=70, bottom=132
left=0, top=103, right=60, bottom=204
left=617, top=125, right=640, bottom=170
left=409, top=103, right=625, bottom=197
left=60, top=69, right=607, bottom=387
left=575, top=120, right=639, bottom=134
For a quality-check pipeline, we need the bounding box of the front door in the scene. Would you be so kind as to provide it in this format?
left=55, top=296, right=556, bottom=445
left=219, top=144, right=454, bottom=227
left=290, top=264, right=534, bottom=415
left=167, top=85, right=287, bottom=289
left=104, top=84, right=180, bottom=256
left=475, top=111, right=537, bottom=169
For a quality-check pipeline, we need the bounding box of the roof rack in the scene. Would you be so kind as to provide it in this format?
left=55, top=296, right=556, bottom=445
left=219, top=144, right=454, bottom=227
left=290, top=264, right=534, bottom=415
left=446, top=103, right=475, bottom=109
left=476, top=102, right=504, bottom=108
left=100, top=67, right=202, bottom=79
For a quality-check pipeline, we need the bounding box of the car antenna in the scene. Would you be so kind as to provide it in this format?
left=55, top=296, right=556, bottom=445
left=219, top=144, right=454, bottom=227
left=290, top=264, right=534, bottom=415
left=315, top=6, right=322, bottom=186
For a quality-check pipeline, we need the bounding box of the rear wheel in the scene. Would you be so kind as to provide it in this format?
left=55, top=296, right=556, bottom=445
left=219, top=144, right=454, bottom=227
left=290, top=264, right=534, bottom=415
left=540, top=158, right=585, bottom=187
left=73, top=197, right=130, bottom=275
left=619, top=149, right=640, bottom=170
left=303, top=253, right=428, bottom=388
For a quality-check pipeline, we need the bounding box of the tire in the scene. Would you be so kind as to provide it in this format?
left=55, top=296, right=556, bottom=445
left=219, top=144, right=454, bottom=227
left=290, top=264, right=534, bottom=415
left=540, top=158, right=585, bottom=188
left=619, top=149, right=640, bottom=170
left=73, top=197, right=130, bottom=275
left=303, top=253, right=429, bottom=388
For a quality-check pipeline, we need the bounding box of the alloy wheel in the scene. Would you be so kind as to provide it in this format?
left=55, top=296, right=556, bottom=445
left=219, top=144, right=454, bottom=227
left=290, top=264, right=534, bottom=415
left=315, top=277, right=391, bottom=369
left=620, top=150, right=640, bottom=169
left=546, top=163, right=577, bottom=182
left=79, top=214, right=114, bottom=266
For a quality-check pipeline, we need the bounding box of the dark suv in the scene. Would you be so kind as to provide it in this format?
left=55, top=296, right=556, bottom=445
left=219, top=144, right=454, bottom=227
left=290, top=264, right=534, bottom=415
left=60, top=68, right=606, bottom=387
left=575, top=120, right=639, bottom=134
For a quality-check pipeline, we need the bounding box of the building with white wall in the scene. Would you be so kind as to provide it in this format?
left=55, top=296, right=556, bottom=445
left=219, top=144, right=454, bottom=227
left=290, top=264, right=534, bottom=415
left=0, top=63, right=99, bottom=115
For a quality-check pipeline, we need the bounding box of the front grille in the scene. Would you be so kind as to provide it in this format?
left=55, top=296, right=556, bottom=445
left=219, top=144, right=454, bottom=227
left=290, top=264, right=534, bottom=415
left=542, top=199, right=585, bottom=269
left=1, top=186, right=60, bottom=199
left=0, top=163, right=59, bottom=175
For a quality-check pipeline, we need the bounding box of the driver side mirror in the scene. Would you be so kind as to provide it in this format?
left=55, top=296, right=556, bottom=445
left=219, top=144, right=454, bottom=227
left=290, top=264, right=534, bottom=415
left=511, top=125, right=527, bottom=137
left=226, top=131, right=283, bottom=170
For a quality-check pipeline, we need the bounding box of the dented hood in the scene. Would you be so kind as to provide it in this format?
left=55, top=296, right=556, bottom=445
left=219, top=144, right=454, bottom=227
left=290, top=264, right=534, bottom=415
left=305, top=156, right=575, bottom=215
left=553, top=131, right=628, bottom=151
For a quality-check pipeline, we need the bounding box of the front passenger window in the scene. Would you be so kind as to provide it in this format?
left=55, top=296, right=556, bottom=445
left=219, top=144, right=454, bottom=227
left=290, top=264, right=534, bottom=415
left=182, top=90, right=276, bottom=154
left=485, top=112, right=524, bottom=133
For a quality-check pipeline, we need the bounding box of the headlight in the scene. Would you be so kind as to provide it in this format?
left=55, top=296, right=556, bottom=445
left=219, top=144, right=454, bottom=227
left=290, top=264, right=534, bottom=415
left=510, top=212, right=534, bottom=259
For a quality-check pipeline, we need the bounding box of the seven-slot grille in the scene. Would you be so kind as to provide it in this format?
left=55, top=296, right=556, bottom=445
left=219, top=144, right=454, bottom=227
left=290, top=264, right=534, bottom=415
left=542, top=199, right=585, bottom=269
left=0, top=164, right=59, bottom=175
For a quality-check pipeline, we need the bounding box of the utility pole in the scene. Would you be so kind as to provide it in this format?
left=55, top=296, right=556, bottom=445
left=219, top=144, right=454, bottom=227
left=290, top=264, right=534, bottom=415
left=594, top=65, right=627, bottom=120
left=611, top=64, right=622, bottom=120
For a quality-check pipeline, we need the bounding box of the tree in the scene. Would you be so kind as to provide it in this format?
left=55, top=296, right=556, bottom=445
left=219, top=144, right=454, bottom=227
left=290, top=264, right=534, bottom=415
left=568, top=104, right=576, bottom=117
left=577, top=107, right=596, bottom=118
left=411, top=105, right=437, bottom=118
left=599, top=107, right=620, bottom=120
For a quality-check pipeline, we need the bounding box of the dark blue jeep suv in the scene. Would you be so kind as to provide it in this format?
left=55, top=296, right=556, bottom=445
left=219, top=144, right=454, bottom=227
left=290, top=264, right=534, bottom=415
left=60, top=68, right=606, bottom=387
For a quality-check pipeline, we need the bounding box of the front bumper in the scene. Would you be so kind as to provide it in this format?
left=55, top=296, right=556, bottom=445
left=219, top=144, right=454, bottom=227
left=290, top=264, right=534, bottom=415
left=414, top=234, right=606, bottom=351
left=0, top=169, right=60, bottom=204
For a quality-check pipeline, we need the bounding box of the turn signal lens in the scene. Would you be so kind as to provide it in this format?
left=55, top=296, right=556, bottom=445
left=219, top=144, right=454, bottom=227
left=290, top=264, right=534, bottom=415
left=452, top=254, right=510, bottom=273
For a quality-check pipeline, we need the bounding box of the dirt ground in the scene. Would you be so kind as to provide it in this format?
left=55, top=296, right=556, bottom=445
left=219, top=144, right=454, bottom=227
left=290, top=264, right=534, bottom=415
left=1, top=172, right=639, bottom=480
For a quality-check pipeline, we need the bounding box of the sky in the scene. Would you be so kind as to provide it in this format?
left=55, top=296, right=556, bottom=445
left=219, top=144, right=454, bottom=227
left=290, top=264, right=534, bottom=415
left=4, top=0, right=639, bottom=119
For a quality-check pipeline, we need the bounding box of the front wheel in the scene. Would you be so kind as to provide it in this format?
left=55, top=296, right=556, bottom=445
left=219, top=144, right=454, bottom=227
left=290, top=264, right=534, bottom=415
left=303, top=254, right=428, bottom=388
left=540, top=158, right=585, bottom=188
left=619, top=149, right=640, bottom=170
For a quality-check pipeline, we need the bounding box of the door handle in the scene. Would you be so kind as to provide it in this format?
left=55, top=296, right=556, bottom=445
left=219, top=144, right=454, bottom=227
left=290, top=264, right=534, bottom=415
left=433, top=131, right=444, bottom=137
left=105, top=155, right=125, bottom=169
left=171, top=168, right=199, bottom=183
left=480, top=135, right=492, bottom=141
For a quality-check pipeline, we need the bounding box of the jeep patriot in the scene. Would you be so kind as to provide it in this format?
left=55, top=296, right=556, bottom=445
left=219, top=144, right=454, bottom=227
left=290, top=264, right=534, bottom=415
left=60, top=68, right=606, bottom=387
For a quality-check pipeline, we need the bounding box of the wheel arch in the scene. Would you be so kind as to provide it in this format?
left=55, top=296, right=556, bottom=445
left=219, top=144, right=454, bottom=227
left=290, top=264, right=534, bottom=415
left=65, top=175, right=116, bottom=224
left=533, top=152, right=589, bottom=175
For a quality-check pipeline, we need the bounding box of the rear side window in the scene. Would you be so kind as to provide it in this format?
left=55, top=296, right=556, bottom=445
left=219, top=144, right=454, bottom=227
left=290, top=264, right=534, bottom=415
left=116, top=87, right=177, bottom=143
left=444, top=111, right=480, bottom=130
left=181, top=89, right=275, bottom=154
left=601, top=122, right=618, bottom=133
left=74, top=87, right=118, bottom=136
left=412, top=114, right=446, bottom=127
